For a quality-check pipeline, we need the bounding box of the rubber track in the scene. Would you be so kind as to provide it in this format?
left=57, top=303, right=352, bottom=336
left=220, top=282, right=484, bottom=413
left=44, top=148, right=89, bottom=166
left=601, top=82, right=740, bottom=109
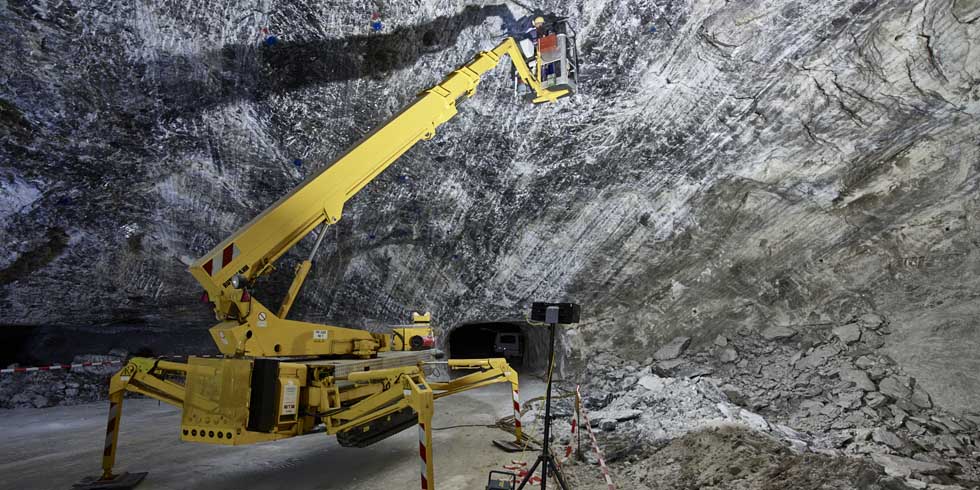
left=336, top=407, right=417, bottom=448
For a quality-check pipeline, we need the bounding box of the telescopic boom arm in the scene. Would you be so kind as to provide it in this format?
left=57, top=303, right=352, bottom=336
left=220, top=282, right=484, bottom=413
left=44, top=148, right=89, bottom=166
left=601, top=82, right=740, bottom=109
left=188, top=38, right=570, bottom=357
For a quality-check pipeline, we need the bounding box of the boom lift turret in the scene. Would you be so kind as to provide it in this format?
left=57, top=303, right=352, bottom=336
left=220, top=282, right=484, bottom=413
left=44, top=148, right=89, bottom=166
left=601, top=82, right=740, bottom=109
left=77, top=35, right=572, bottom=490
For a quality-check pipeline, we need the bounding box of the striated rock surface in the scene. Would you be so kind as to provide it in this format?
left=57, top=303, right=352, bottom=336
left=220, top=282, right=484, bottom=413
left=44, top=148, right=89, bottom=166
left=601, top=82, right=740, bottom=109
left=1, top=0, right=979, bottom=419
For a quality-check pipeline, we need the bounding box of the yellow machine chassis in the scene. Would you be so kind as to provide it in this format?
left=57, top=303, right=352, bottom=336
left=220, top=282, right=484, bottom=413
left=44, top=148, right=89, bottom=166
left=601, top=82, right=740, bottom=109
left=98, top=356, right=522, bottom=489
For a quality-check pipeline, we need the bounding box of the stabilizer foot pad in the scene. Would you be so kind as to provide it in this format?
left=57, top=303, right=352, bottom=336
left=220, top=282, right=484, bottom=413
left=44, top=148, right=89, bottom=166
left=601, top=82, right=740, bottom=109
left=73, top=472, right=148, bottom=490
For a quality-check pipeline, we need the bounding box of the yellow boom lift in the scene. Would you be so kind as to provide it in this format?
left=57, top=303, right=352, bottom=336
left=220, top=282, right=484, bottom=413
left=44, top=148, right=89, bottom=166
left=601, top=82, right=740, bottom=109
left=76, top=35, right=573, bottom=490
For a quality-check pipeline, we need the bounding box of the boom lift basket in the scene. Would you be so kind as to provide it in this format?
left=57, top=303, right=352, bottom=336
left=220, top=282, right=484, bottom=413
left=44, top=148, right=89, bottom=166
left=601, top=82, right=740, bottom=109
left=518, top=18, right=579, bottom=98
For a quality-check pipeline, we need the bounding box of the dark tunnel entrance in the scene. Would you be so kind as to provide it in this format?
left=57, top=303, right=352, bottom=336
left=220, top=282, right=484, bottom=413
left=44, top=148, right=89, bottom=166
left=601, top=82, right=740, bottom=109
left=0, top=324, right=213, bottom=367
left=447, top=321, right=549, bottom=374
left=0, top=325, right=38, bottom=367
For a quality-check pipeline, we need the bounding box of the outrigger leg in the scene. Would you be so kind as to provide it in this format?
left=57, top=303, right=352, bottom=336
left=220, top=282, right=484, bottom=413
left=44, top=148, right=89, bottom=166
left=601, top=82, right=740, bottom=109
left=74, top=358, right=184, bottom=489
left=72, top=392, right=147, bottom=489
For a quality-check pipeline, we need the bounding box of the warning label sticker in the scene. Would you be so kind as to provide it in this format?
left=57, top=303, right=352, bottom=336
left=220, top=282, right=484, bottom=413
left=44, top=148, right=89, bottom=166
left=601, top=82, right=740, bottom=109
left=257, top=312, right=268, bottom=328
left=281, top=381, right=298, bottom=415
left=313, top=330, right=328, bottom=341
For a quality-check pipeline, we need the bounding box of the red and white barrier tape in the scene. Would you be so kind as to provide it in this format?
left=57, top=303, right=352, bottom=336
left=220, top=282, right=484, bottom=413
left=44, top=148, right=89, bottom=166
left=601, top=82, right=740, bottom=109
left=560, top=417, right=578, bottom=462
left=0, top=360, right=124, bottom=375
left=577, top=385, right=616, bottom=490
left=504, top=461, right=540, bottom=487
left=419, top=422, right=431, bottom=489
left=512, top=386, right=523, bottom=434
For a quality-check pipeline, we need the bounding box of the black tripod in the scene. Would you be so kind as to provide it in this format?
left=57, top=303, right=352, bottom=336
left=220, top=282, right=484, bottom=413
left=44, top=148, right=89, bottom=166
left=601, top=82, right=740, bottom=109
left=516, top=314, right=569, bottom=490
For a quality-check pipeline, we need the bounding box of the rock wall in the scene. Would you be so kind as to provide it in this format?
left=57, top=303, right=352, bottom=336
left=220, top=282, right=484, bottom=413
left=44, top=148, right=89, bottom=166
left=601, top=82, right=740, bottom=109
left=1, top=0, right=978, bottom=417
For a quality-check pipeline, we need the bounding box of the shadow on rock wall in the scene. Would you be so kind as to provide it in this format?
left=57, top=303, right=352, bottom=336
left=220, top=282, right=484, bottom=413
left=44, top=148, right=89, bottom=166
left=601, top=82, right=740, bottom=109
left=151, top=5, right=521, bottom=120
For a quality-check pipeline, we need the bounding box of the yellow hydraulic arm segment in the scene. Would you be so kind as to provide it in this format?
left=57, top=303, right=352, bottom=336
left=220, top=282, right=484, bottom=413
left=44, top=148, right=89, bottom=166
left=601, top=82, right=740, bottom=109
left=189, top=38, right=570, bottom=357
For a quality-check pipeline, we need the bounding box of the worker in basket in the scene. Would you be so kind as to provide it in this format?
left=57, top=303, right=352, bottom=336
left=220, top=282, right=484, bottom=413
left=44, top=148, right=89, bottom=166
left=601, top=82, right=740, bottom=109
left=529, top=17, right=560, bottom=80
left=524, top=16, right=551, bottom=42
left=515, top=16, right=552, bottom=82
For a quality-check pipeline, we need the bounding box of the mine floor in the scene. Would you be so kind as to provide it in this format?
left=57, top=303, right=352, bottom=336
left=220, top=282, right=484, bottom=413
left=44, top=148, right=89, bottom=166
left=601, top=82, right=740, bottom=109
left=0, top=379, right=545, bottom=490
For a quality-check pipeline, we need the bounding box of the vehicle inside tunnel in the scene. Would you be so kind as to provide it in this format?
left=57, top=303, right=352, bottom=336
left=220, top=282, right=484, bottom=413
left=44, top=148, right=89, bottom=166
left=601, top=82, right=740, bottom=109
left=446, top=321, right=549, bottom=374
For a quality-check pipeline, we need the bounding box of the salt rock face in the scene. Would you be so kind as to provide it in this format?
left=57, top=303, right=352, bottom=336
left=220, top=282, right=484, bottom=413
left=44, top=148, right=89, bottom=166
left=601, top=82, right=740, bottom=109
left=1, top=1, right=980, bottom=413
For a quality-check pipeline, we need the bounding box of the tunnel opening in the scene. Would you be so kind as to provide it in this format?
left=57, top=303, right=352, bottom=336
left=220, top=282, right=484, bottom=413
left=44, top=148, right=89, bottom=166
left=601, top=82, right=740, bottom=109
left=0, top=324, right=213, bottom=367
left=446, top=321, right=550, bottom=375
left=0, top=325, right=41, bottom=367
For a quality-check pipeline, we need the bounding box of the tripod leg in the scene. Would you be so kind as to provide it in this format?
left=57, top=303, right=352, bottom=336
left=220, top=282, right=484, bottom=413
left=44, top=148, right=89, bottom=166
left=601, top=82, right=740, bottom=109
left=541, top=450, right=548, bottom=490
left=515, top=456, right=544, bottom=490
left=548, top=455, right=571, bottom=490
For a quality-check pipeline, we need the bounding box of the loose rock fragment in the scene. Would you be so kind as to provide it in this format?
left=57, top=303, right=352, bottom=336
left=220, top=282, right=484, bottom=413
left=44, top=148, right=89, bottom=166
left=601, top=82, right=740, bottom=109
left=872, top=428, right=906, bottom=449
left=654, top=336, right=691, bottom=361
left=836, top=391, right=864, bottom=410
left=637, top=374, right=671, bottom=392
left=761, top=326, right=795, bottom=340
left=590, top=409, right=642, bottom=424
left=832, top=323, right=862, bottom=344
left=878, top=376, right=912, bottom=401
left=795, top=344, right=839, bottom=370
left=855, top=356, right=876, bottom=369
left=658, top=358, right=685, bottom=371
left=866, top=392, right=888, bottom=409
left=738, top=409, right=770, bottom=431
left=871, top=453, right=951, bottom=478
left=840, top=368, right=876, bottom=392
left=858, top=314, right=885, bottom=330
left=909, top=386, right=932, bottom=409
left=719, top=347, right=738, bottom=363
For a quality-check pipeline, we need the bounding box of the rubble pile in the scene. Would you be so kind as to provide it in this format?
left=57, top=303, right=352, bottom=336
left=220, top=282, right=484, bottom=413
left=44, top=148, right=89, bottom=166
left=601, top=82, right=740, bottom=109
left=676, top=315, right=980, bottom=486
left=530, top=358, right=804, bottom=454
left=0, top=350, right=125, bottom=409
left=566, top=425, right=900, bottom=490
left=553, top=314, right=979, bottom=489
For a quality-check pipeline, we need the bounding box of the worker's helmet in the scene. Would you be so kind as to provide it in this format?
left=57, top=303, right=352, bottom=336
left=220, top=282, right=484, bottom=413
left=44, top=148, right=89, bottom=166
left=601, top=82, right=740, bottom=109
left=533, top=16, right=545, bottom=26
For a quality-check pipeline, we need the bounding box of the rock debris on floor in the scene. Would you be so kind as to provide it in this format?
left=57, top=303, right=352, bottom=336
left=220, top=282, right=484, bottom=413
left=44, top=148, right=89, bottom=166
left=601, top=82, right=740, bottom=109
left=0, top=350, right=126, bottom=408
left=537, top=314, right=979, bottom=489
